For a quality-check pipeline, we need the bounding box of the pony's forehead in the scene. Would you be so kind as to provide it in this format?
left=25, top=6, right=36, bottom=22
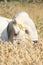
left=17, top=23, right=25, bottom=31
left=12, top=19, right=25, bottom=32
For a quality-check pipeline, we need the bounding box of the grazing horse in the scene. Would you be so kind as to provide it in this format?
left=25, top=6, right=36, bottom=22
left=12, top=11, right=38, bottom=43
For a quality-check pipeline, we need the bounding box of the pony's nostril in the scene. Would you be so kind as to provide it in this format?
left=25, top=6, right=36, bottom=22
left=33, top=41, right=38, bottom=43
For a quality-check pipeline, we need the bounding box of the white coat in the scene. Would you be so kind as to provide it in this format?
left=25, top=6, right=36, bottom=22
left=13, top=11, right=38, bottom=42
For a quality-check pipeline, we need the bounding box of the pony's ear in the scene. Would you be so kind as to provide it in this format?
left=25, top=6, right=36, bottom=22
left=12, top=19, right=17, bottom=25
left=7, top=22, right=14, bottom=43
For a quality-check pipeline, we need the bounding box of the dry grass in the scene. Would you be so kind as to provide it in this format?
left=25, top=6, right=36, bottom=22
left=0, top=2, right=43, bottom=65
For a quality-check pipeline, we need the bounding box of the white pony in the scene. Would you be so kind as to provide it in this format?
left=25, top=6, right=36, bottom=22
left=0, top=11, right=38, bottom=43
left=13, top=11, right=38, bottom=43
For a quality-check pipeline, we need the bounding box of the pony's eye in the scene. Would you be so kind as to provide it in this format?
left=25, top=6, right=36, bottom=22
left=25, top=29, right=29, bottom=34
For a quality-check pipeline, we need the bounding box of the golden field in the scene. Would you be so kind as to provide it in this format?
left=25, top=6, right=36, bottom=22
left=0, top=2, right=43, bottom=65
